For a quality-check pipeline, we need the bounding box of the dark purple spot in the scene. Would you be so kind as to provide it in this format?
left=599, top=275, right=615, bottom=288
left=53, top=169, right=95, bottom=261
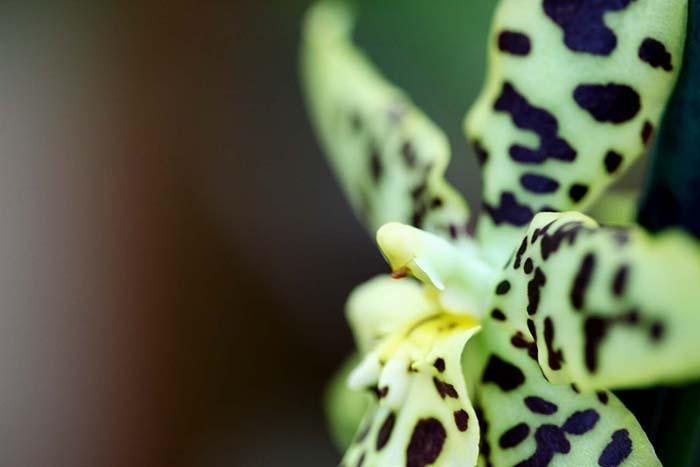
left=494, top=82, right=577, bottom=165
left=569, top=184, right=589, bottom=203
left=498, top=30, right=532, bottom=55
left=527, top=267, right=547, bottom=315
left=604, top=150, right=623, bottom=174
left=499, top=423, right=530, bottom=449
left=511, top=331, right=538, bottom=360
left=433, top=377, right=459, bottom=399
left=639, top=37, right=673, bottom=71
left=544, top=317, right=564, bottom=371
left=483, top=192, right=536, bottom=227
left=482, top=355, right=526, bottom=391
left=407, top=418, right=447, bottom=467
left=525, top=396, right=558, bottom=415
left=433, top=358, right=446, bottom=373
left=514, top=236, right=528, bottom=270
left=540, top=221, right=588, bottom=260
left=524, top=258, right=534, bottom=274
left=571, top=253, right=595, bottom=310
left=454, top=409, right=469, bottom=432
left=430, top=197, right=443, bottom=209
left=584, top=316, right=607, bottom=372
left=574, top=84, right=641, bottom=124
left=376, top=412, right=396, bottom=450
left=597, top=391, right=609, bottom=405
left=496, top=280, right=511, bottom=295
left=612, top=265, right=628, bottom=297
left=598, top=429, right=632, bottom=467
left=491, top=308, right=507, bottom=321
left=543, top=0, right=635, bottom=56
left=642, top=120, right=654, bottom=145
left=563, top=409, right=600, bottom=435
left=515, top=424, right=570, bottom=467
left=521, top=173, right=560, bottom=194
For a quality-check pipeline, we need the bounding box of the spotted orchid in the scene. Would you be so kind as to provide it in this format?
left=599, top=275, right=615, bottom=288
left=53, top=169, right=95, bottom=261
left=301, top=1, right=700, bottom=466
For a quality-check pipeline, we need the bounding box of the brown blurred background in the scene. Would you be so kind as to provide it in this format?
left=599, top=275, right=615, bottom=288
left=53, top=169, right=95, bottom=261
left=0, top=2, right=501, bottom=466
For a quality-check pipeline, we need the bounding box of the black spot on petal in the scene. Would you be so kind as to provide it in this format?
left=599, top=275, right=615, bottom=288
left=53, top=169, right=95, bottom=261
left=376, top=412, right=396, bottom=450
left=563, top=409, right=600, bottom=435
left=407, top=418, right=447, bottom=467
left=639, top=37, right=673, bottom=71
left=482, top=355, right=526, bottom=391
left=571, top=253, right=595, bottom=310
left=433, top=358, right=446, bottom=373
left=494, top=82, right=577, bottom=165
left=491, top=308, right=507, bottom=321
left=612, top=265, right=628, bottom=297
left=598, top=429, right=632, bottom=467
left=569, top=184, right=589, bottom=203
left=604, top=150, right=623, bottom=174
left=496, top=280, right=511, bottom=295
left=527, top=268, right=547, bottom=315
left=498, top=31, right=532, bottom=56
left=483, top=192, right=536, bottom=227
left=433, top=377, right=459, bottom=399
left=454, top=410, right=469, bottom=432
left=499, top=423, right=530, bottom=449
left=642, top=121, right=654, bottom=145
left=525, top=396, right=558, bottom=415
left=521, top=174, right=560, bottom=194
left=574, top=84, right=641, bottom=124
left=543, top=0, right=635, bottom=56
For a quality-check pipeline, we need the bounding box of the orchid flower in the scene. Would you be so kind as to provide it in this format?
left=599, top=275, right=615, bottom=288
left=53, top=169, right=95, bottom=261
left=301, top=1, right=700, bottom=466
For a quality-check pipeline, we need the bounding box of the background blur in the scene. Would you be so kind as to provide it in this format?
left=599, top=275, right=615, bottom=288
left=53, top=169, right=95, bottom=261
left=2, top=2, right=643, bottom=465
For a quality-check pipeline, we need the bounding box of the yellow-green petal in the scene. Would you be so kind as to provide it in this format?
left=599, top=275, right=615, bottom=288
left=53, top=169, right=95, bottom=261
left=490, top=211, right=700, bottom=392
left=466, top=0, right=687, bottom=264
left=343, top=313, right=481, bottom=467
left=470, top=321, right=660, bottom=466
left=301, top=1, right=470, bottom=240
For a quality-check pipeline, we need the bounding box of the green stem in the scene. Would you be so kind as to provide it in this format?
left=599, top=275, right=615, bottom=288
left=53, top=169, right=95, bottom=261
left=634, top=1, right=700, bottom=464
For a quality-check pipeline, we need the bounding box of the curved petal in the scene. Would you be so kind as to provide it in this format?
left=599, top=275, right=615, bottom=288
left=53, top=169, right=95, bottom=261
left=466, top=0, right=687, bottom=263
left=301, top=1, right=470, bottom=240
left=489, top=211, right=700, bottom=392
left=343, top=313, right=481, bottom=467
left=376, top=223, right=497, bottom=317
left=469, top=323, right=660, bottom=466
